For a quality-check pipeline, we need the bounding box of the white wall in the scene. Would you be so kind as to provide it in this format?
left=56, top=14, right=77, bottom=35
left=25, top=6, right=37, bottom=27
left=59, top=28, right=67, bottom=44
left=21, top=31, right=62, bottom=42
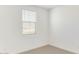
left=50, top=6, right=79, bottom=53
left=0, top=5, right=49, bottom=53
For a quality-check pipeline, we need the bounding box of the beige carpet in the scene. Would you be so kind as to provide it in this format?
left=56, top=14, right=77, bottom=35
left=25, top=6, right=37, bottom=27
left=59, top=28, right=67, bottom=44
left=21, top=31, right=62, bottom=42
left=20, top=45, right=75, bottom=54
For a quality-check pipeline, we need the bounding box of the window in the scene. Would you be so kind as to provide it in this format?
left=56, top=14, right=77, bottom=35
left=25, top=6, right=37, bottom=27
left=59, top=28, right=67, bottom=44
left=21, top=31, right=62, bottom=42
left=22, top=10, right=36, bottom=34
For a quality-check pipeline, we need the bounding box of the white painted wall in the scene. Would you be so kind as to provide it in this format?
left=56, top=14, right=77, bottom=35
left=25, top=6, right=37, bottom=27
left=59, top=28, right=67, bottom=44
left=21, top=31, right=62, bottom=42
left=50, top=6, right=79, bottom=53
left=0, top=5, right=49, bottom=53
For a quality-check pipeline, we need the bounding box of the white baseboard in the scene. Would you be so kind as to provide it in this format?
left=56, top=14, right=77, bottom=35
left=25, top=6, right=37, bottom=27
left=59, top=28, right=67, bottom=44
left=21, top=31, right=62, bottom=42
left=49, top=43, right=78, bottom=54
left=15, top=43, right=48, bottom=54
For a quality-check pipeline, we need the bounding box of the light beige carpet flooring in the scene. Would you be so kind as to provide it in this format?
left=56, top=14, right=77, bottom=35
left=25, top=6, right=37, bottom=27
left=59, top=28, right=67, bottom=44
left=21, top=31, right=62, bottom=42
left=20, top=45, right=75, bottom=54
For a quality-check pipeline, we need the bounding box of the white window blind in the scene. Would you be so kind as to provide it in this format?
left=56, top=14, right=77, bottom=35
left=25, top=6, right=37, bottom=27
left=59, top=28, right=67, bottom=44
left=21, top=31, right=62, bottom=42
left=22, top=10, right=36, bottom=22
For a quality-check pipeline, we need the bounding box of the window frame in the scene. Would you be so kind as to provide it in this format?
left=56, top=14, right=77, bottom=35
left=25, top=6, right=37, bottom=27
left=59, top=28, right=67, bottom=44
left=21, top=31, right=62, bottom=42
left=22, top=9, right=37, bottom=35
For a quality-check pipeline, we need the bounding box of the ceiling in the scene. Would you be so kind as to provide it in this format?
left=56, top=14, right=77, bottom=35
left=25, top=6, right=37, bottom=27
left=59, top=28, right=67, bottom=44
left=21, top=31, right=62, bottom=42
left=37, top=5, right=60, bottom=10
